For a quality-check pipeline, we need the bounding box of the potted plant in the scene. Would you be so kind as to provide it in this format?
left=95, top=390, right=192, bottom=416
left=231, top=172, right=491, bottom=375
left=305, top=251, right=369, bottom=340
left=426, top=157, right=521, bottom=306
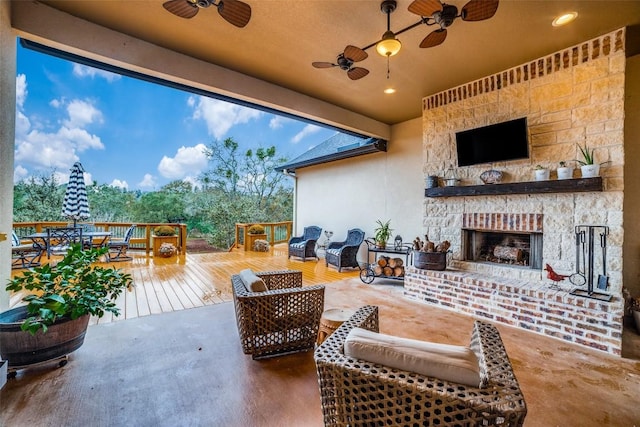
left=1, top=244, right=133, bottom=371
left=534, top=165, right=550, bottom=181
left=374, top=220, right=393, bottom=249
left=246, top=224, right=267, bottom=252
left=152, top=225, right=178, bottom=257
left=576, top=143, right=607, bottom=178
left=556, top=161, right=574, bottom=180
left=158, top=242, right=177, bottom=257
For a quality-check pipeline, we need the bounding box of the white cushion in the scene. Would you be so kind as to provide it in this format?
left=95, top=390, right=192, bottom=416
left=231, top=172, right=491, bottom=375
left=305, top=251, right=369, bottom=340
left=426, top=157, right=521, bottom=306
left=344, top=327, right=481, bottom=387
left=239, top=269, right=267, bottom=292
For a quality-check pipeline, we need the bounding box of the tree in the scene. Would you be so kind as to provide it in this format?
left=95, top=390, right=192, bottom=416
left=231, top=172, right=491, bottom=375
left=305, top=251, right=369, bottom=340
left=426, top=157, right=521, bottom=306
left=13, top=172, right=65, bottom=222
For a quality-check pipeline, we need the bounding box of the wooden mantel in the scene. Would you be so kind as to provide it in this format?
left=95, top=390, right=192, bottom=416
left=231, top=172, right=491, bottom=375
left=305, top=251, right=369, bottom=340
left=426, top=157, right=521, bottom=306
left=425, top=177, right=603, bottom=198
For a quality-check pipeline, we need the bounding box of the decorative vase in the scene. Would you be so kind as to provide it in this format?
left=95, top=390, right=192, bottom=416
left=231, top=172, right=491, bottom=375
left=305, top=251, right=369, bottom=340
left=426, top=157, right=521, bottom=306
left=580, top=164, right=600, bottom=178
left=557, top=167, right=574, bottom=180
left=534, top=169, right=550, bottom=181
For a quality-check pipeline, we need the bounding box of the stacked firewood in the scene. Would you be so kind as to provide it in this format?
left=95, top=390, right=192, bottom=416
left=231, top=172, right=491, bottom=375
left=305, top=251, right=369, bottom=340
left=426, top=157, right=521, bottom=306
left=412, top=235, right=451, bottom=253
left=374, top=256, right=405, bottom=277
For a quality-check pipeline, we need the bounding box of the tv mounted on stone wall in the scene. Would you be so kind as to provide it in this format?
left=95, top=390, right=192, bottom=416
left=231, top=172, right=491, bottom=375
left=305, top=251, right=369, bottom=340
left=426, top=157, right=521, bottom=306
left=455, top=117, right=529, bottom=167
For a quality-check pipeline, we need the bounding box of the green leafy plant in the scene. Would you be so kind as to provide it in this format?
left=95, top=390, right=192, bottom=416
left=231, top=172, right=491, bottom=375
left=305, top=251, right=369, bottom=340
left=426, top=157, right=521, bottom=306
left=576, top=143, right=596, bottom=166
left=153, top=225, right=176, bottom=236
left=535, top=164, right=545, bottom=170
left=559, top=161, right=567, bottom=167
left=247, top=224, right=265, bottom=234
left=5, top=244, right=133, bottom=335
left=374, top=220, right=393, bottom=245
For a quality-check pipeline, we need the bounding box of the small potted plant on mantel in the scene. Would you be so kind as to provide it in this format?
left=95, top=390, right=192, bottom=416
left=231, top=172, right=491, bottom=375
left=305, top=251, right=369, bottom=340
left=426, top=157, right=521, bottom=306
left=557, top=161, right=574, bottom=180
left=534, top=165, right=550, bottom=181
left=1, top=245, right=133, bottom=374
left=576, top=143, right=609, bottom=178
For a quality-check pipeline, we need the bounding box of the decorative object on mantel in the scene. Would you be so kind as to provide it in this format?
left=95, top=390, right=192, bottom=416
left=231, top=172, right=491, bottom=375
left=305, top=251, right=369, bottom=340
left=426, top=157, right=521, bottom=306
left=534, top=165, right=550, bottom=181
left=443, top=165, right=460, bottom=187
left=480, top=169, right=503, bottom=184
left=576, top=143, right=609, bottom=178
left=412, top=235, right=450, bottom=270
left=569, top=225, right=612, bottom=302
left=425, top=175, right=439, bottom=188
left=556, top=161, right=574, bottom=180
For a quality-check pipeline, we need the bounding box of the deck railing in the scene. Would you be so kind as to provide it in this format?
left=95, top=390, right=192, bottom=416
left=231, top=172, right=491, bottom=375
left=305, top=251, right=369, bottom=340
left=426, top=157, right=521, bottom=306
left=12, top=222, right=188, bottom=254
left=234, top=222, right=293, bottom=251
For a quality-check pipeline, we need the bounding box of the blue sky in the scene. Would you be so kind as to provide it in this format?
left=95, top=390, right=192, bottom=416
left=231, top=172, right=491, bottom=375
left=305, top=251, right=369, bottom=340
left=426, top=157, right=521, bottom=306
left=14, top=41, right=337, bottom=191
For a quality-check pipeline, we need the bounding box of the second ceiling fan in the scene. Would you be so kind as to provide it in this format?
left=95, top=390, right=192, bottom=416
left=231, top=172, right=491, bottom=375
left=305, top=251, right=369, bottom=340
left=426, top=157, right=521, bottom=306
left=312, top=0, right=499, bottom=80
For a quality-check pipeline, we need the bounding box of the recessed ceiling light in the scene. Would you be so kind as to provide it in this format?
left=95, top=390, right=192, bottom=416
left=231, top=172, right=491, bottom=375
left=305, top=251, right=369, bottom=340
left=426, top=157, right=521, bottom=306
left=552, top=12, right=578, bottom=27
left=384, top=88, right=396, bottom=94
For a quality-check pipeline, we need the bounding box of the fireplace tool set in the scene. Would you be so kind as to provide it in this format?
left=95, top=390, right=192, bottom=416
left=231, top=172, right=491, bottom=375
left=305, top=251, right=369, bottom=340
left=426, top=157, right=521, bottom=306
left=569, top=225, right=612, bottom=301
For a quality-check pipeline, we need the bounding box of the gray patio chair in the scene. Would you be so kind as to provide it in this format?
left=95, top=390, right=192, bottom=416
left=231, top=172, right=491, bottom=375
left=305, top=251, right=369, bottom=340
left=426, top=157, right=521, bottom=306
left=46, top=227, right=83, bottom=258
left=325, top=228, right=364, bottom=272
left=231, top=269, right=325, bottom=359
left=11, top=231, right=44, bottom=269
left=107, top=224, right=136, bottom=261
left=314, top=306, right=528, bottom=427
left=288, top=225, right=322, bottom=261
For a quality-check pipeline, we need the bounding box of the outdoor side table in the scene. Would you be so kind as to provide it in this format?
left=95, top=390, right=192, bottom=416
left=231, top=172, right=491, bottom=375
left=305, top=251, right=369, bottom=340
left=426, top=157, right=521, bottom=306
left=316, top=308, right=354, bottom=346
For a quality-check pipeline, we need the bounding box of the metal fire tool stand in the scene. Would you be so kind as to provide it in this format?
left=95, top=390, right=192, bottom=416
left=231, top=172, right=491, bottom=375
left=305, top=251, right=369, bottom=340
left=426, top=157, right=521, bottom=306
left=570, top=225, right=612, bottom=302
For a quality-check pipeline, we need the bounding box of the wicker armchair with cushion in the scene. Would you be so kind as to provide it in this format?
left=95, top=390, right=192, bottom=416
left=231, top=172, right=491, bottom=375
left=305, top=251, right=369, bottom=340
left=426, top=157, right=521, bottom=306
left=325, top=228, right=364, bottom=272
left=231, top=269, right=325, bottom=359
left=314, top=305, right=527, bottom=427
left=288, top=225, right=322, bottom=261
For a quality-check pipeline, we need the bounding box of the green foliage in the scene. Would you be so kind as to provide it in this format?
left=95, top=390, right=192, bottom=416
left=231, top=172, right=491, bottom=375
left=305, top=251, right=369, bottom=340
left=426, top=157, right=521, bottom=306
left=248, top=224, right=265, bottom=234
left=577, top=143, right=596, bottom=165
left=374, top=220, right=393, bottom=243
left=5, top=244, right=133, bottom=335
left=13, top=172, right=65, bottom=222
left=153, top=225, right=176, bottom=236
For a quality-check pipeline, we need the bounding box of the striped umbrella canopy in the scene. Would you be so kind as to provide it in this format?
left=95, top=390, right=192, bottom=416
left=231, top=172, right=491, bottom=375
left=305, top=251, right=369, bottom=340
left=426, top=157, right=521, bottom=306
left=61, top=162, right=90, bottom=226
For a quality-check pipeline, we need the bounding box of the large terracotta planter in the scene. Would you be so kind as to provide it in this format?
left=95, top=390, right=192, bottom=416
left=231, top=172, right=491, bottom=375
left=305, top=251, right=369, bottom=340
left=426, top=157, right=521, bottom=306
left=0, top=306, right=90, bottom=369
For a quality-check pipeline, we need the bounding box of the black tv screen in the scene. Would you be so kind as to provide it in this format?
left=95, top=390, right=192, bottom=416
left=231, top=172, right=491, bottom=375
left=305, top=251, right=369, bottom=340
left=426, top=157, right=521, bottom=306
left=455, top=117, right=529, bottom=167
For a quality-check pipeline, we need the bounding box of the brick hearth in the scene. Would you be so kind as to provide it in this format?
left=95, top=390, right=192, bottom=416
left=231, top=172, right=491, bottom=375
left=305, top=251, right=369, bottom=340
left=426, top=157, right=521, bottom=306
left=404, top=267, right=623, bottom=355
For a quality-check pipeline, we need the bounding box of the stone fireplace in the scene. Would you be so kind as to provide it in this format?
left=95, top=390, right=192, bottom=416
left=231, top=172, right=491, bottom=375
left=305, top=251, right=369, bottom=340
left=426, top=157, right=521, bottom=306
left=405, top=29, right=626, bottom=356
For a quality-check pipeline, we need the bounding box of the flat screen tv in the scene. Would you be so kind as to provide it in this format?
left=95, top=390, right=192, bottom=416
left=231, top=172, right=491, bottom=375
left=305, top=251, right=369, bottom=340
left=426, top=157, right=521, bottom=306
left=455, top=117, right=529, bottom=167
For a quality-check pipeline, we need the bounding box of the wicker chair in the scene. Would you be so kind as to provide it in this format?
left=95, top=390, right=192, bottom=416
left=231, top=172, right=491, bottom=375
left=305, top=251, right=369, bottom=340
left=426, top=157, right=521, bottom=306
left=325, top=228, right=364, bottom=272
left=314, top=306, right=527, bottom=427
left=231, top=270, right=325, bottom=359
left=288, top=225, right=322, bottom=261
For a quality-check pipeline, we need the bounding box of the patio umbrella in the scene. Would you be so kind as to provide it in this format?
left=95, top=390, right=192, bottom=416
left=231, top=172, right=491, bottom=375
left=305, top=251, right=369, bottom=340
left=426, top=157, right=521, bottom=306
left=61, top=162, right=90, bottom=226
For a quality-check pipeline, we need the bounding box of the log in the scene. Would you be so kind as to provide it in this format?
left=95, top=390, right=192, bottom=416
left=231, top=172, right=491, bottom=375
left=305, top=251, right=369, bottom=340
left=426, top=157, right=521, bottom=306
left=377, top=256, right=389, bottom=267
left=383, top=266, right=393, bottom=277
left=374, top=265, right=384, bottom=276
left=393, top=266, right=404, bottom=277
left=388, top=257, right=404, bottom=268
left=493, top=245, right=523, bottom=261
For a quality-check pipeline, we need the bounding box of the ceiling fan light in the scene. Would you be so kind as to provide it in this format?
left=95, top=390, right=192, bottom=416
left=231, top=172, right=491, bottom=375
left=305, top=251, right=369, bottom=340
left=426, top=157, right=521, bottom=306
left=552, top=12, right=577, bottom=27
left=376, top=31, right=402, bottom=57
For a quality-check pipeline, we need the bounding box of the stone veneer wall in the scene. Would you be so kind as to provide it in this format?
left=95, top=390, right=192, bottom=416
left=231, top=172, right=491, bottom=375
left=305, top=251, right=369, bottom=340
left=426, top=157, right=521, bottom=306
left=407, top=29, right=626, bottom=355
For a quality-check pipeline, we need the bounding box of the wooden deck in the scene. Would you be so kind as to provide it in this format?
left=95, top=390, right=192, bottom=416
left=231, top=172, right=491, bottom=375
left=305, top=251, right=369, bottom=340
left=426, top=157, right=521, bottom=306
left=9, top=244, right=360, bottom=325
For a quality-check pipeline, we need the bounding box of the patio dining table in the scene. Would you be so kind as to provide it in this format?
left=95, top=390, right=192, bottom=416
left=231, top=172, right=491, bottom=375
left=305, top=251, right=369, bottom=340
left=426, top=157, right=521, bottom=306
left=27, top=231, right=112, bottom=255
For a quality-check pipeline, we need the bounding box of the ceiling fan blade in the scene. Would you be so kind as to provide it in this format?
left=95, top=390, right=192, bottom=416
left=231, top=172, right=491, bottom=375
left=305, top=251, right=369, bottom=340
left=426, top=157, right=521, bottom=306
left=217, top=0, right=252, bottom=28
left=461, top=0, right=499, bottom=21
left=347, top=67, right=369, bottom=81
left=344, top=45, right=368, bottom=63
left=420, top=28, right=447, bottom=48
left=408, top=0, right=443, bottom=17
left=312, top=62, right=336, bottom=69
left=163, top=0, right=199, bottom=19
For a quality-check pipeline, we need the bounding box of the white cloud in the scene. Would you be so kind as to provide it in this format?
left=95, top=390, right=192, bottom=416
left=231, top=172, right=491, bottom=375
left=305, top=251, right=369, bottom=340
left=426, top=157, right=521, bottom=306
left=16, top=74, right=27, bottom=108
left=14, top=165, right=28, bottom=182
left=291, top=124, right=321, bottom=144
left=63, top=99, right=103, bottom=128
left=72, top=64, right=121, bottom=82
left=189, top=95, right=262, bottom=139
left=138, top=173, right=157, bottom=189
left=110, top=179, right=129, bottom=190
left=158, top=143, right=209, bottom=179
left=50, top=98, right=63, bottom=108
left=269, top=116, right=292, bottom=130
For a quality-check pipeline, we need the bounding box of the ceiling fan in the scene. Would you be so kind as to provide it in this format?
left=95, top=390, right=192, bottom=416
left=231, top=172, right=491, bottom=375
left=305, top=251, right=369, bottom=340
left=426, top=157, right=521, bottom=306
left=162, top=0, right=252, bottom=28
left=312, top=0, right=498, bottom=80
left=409, top=0, right=499, bottom=48
left=312, top=45, right=370, bottom=81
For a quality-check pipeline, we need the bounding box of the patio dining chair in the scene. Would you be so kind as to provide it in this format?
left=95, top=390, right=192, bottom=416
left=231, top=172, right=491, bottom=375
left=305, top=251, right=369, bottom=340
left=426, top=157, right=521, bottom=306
left=46, top=227, right=83, bottom=259
left=288, top=225, right=322, bottom=261
left=107, top=224, right=136, bottom=262
left=11, top=231, right=44, bottom=269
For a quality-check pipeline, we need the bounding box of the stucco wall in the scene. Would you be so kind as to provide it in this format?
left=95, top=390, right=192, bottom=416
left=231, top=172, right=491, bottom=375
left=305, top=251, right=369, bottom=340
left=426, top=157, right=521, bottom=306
left=294, top=117, right=423, bottom=262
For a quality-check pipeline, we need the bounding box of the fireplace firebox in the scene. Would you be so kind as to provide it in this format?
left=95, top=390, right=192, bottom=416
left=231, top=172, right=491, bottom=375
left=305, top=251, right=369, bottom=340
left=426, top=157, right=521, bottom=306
left=462, top=229, right=543, bottom=269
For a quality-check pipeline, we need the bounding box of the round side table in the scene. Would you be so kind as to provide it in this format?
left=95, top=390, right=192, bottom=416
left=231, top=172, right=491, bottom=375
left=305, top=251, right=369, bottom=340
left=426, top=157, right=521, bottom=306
left=316, top=308, right=354, bottom=346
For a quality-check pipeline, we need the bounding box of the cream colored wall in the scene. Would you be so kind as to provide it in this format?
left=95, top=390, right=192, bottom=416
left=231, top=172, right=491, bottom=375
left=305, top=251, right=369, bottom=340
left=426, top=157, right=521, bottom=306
left=623, top=54, right=640, bottom=299
left=294, top=118, right=423, bottom=262
left=0, top=1, right=16, bottom=310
